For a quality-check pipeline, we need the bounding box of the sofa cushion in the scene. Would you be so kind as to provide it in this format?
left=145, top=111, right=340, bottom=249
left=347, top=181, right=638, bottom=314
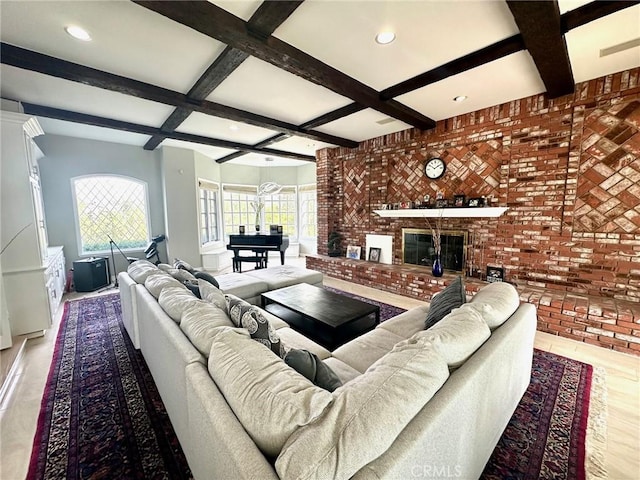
left=127, top=259, right=159, bottom=284
left=208, top=328, right=334, bottom=459
left=415, top=304, right=491, bottom=368
left=199, top=280, right=227, bottom=310
left=243, top=265, right=323, bottom=290
left=169, top=268, right=197, bottom=283
left=322, top=358, right=362, bottom=384
left=284, top=349, right=342, bottom=392
left=225, top=295, right=284, bottom=357
left=377, top=304, right=429, bottom=338
left=276, top=328, right=331, bottom=360
left=425, top=276, right=466, bottom=329
left=275, top=338, right=449, bottom=479
left=144, top=272, right=187, bottom=299
left=332, top=328, right=405, bottom=373
left=215, top=273, right=268, bottom=302
left=158, top=286, right=201, bottom=323
left=180, top=302, right=234, bottom=356
left=469, top=281, right=520, bottom=329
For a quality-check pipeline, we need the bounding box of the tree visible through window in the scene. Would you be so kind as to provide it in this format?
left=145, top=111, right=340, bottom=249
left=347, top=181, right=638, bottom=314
left=199, top=179, right=219, bottom=245
left=72, top=175, right=150, bottom=254
left=299, top=185, right=317, bottom=238
left=264, top=186, right=297, bottom=237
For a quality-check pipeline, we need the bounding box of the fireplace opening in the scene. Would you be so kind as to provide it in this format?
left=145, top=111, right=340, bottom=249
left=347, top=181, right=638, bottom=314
left=402, top=228, right=467, bottom=273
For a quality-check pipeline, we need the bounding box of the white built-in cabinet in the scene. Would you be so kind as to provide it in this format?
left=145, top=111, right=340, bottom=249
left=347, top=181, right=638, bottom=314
left=1, top=111, right=64, bottom=336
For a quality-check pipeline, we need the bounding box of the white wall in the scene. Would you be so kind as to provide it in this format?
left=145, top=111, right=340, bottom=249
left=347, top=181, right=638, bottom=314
left=36, top=135, right=166, bottom=276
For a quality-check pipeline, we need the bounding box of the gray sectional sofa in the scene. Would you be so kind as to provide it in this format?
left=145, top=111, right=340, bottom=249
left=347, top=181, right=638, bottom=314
left=117, top=260, right=536, bottom=480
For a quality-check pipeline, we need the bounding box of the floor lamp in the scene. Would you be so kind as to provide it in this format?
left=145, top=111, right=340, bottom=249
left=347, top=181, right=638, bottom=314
left=107, top=234, right=137, bottom=287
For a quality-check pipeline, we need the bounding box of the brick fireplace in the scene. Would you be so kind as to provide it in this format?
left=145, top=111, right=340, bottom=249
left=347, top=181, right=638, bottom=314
left=312, top=67, right=640, bottom=356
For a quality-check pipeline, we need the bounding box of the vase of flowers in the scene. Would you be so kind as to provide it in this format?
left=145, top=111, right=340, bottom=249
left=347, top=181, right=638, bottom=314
left=251, top=198, right=265, bottom=233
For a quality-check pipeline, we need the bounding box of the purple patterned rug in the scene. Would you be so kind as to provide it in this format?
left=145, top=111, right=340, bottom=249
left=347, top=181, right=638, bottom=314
left=27, top=293, right=191, bottom=480
left=28, top=293, right=603, bottom=479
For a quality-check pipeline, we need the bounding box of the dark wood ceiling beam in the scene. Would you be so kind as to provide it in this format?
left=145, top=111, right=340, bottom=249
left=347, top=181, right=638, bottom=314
left=145, top=2, right=303, bottom=150
left=562, top=0, right=640, bottom=32
left=134, top=1, right=436, bottom=130
left=507, top=1, right=574, bottom=98
left=215, top=134, right=300, bottom=164
left=300, top=103, right=365, bottom=129
left=380, top=35, right=525, bottom=101
left=22, top=102, right=315, bottom=162
left=0, top=42, right=356, bottom=148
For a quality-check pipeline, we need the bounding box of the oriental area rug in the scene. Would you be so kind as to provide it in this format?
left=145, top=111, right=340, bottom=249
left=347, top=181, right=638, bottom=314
left=27, top=292, right=607, bottom=480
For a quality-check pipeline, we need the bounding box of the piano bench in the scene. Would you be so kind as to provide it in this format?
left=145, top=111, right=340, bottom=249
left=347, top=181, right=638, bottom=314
left=233, top=255, right=267, bottom=273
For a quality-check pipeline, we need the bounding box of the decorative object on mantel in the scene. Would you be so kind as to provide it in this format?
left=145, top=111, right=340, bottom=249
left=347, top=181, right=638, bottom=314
left=346, top=245, right=361, bottom=260
left=373, top=207, right=508, bottom=218
left=454, top=194, right=466, bottom=207
left=368, top=247, right=381, bottom=263
left=327, top=231, right=344, bottom=257
left=467, top=197, right=485, bottom=207
left=425, top=214, right=443, bottom=277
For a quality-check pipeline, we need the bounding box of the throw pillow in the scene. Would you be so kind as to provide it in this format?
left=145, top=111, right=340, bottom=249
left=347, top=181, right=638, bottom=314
left=170, top=268, right=197, bottom=283
left=173, top=257, right=196, bottom=273
left=284, top=349, right=342, bottom=392
left=425, top=276, right=466, bottom=329
left=194, top=271, right=220, bottom=289
left=183, top=279, right=201, bottom=298
left=225, top=294, right=285, bottom=357
left=199, top=280, right=226, bottom=310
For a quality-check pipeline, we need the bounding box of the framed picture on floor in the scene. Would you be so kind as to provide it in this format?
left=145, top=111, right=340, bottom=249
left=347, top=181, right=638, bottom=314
left=486, top=266, right=504, bottom=283
left=346, top=245, right=361, bottom=260
left=368, top=247, right=381, bottom=263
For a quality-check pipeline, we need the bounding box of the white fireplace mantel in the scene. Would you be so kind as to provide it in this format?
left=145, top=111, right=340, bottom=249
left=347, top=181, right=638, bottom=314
left=373, top=207, right=508, bottom=218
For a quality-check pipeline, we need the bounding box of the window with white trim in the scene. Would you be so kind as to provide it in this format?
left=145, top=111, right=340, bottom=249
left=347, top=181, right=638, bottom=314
left=264, top=186, right=297, bottom=238
left=222, top=184, right=258, bottom=236
left=298, top=184, right=317, bottom=239
left=199, top=179, right=220, bottom=245
left=72, top=175, right=150, bottom=254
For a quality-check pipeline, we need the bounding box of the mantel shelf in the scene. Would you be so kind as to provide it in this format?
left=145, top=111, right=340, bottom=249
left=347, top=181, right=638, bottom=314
left=373, top=207, right=508, bottom=218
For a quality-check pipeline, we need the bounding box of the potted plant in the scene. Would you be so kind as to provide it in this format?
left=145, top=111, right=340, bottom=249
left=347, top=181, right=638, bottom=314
left=327, top=231, right=344, bottom=257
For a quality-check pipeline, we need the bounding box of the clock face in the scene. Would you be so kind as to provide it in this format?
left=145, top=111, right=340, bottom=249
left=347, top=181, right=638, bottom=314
left=425, top=158, right=446, bottom=180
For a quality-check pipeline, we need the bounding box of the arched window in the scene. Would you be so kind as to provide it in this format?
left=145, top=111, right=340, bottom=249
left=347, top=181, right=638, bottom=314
left=71, top=175, right=150, bottom=254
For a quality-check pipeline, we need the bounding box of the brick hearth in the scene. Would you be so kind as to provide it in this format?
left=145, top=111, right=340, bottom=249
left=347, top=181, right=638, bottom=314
left=307, top=255, right=640, bottom=356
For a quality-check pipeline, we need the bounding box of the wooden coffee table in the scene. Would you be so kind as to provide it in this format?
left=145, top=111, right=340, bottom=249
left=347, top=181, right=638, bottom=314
left=261, top=283, right=380, bottom=350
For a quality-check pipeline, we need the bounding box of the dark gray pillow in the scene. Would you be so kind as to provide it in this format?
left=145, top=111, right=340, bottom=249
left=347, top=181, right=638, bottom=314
left=425, top=276, right=466, bottom=329
left=183, top=279, right=201, bottom=298
left=284, top=349, right=343, bottom=392
left=194, top=271, right=220, bottom=289
left=225, top=295, right=284, bottom=357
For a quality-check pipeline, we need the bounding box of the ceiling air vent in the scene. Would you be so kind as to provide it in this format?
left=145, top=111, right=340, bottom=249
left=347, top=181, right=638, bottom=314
left=600, top=37, right=640, bottom=57
left=376, top=117, right=396, bottom=125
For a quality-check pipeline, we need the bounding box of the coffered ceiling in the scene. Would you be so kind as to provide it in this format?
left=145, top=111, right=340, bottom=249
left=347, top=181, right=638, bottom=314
left=1, top=0, right=638, bottom=167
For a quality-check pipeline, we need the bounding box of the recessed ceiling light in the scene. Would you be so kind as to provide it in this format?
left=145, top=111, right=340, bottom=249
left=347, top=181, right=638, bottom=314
left=229, top=124, right=239, bottom=131
left=65, top=25, right=91, bottom=42
left=375, top=31, right=396, bottom=45
left=453, top=95, right=468, bottom=102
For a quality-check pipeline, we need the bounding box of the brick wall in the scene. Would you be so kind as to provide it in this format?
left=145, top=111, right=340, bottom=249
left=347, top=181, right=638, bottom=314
left=315, top=68, right=640, bottom=355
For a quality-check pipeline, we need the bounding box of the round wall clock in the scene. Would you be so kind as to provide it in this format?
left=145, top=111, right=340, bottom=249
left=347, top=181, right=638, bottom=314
left=424, top=157, right=446, bottom=180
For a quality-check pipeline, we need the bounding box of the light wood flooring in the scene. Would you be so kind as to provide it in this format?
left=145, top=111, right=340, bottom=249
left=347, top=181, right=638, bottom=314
left=1, top=259, right=638, bottom=480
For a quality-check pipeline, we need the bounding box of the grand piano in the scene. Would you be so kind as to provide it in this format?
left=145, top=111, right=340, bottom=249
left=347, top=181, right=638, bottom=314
left=226, top=234, right=290, bottom=272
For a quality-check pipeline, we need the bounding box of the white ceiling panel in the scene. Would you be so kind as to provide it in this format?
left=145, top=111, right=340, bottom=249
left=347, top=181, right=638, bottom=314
left=226, top=152, right=310, bottom=167
left=565, top=5, right=640, bottom=83
left=397, top=52, right=546, bottom=121
left=0, top=65, right=175, bottom=126
left=176, top=112, right=279, bottom=145
left=209, top=0, right=262, bottom=21
left=274, top=0, right=519, bottom=91
left=162, top=139, right=237, bottom=161
left=36, top=118, right=150, bottom=147
left=315, top=109, right=412, bottom=143
left=268, top=136, right=336, bottom=156
left=207, top=57, right=352, bottom=125
left=0, top=1, right=224, bottom=93
left=558, top=0, right=594, bottom=14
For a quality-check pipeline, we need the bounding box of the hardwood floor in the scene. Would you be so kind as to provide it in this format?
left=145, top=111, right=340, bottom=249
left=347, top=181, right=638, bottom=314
left=0, top=260, right=638, bottom=479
